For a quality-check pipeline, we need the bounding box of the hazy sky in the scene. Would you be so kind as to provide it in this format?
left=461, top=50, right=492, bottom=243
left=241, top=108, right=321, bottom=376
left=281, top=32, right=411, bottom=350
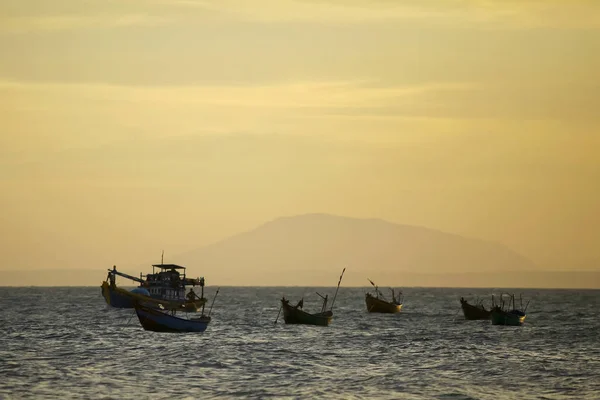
left=1, top=0, right=599, bottom=275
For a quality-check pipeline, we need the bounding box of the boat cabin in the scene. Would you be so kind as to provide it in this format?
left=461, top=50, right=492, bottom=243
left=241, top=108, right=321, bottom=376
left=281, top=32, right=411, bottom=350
left=144, top=264, right=189, bottom=300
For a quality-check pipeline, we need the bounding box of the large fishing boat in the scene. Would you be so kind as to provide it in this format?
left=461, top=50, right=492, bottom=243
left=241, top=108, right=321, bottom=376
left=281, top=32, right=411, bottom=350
left=365, top=279, right=403, bottom=313
left=101, top=260, right=206, bottom=311
left=276, top=268, right=345, bottom=326
left=460, top=297, right=491, bottom=320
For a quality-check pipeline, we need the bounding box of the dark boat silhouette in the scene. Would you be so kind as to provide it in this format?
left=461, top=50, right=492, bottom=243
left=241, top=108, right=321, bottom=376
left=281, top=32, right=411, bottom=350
left=491, top=293, right=529, bottom=326
left=460, top=297, right=491, bottom=320
left=365, top=279, right=403, bottom=313
left=280, top=297, right=333, bottom=326
left=133, top=287, right=219, bottom=333
left=134, top=304, right=211, bottom=332
left=276, top=268, right=345, bottom=326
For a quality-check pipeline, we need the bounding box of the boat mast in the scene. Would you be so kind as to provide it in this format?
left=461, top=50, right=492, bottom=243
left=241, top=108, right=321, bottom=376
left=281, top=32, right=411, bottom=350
left=154, top=250, right=165, bottom=274
left=520, top=293, right=523, bottom=310
left=368, top=279, right=379, bottom=298
left=316, top=292, right=328, bottom=312
left=207, top=288, right=220, bottom=317
left=200, top=277, right=205, bottom=314
left=329, top=267, right=346, bottom=311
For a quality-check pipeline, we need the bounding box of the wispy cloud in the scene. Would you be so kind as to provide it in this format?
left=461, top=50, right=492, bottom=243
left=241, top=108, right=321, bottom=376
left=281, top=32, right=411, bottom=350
left=465, top=0, right=600, bottom=28
left=1, top=0, right=599, bottom=34
left=154, top=0, right=600, bottom=29
left=0, top=79, right=476, bottom=110
left=0, top=79, right=480, bottom=159
left=0, top=14, right=172, bottom=33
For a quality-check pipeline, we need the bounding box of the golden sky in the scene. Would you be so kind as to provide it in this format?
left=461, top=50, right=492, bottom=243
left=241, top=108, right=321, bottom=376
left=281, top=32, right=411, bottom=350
left=1, top=0, right=599, bottom=277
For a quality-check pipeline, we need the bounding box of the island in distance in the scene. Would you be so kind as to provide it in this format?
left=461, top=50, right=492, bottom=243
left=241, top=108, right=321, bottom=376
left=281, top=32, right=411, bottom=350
left=175, top=214, right=595, bottom=288
left=4, top=214, right=598, bottom=288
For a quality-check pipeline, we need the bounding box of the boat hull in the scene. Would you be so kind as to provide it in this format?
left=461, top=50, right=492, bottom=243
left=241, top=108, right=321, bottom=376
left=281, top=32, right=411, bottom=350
left=134, top=305, right=211, bottom=332
left=460, top=299, right=491, bottom=320
left=365, top=294, right=402, bottom=313
left=101, top=281, right=137, bottom=308
left=281, top=301, right=332, bottom=326
left=101, top=281, right=205, bottom=311
left=491, top=308, right=526, bottom=326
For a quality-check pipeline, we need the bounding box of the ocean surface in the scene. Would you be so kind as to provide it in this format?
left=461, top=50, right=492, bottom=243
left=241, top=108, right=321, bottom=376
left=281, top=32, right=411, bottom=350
left=0, top=287, right=599, bottom=399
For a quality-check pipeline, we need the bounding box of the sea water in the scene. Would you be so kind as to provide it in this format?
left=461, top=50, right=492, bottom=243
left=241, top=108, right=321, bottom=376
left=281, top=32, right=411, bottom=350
left=0, top=287, right=599, bottom=399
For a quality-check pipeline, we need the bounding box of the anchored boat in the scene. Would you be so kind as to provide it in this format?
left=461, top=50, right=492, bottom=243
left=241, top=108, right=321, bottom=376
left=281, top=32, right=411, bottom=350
left=134, top=288, right=219, bottom=333
left=365, top=279, right=403, bottom=313
left=280, top=297, right=333, bottom=326
left=490, top=293, right=529, bottom=326
left=460, top=297, right=491, bottom=320
left=276, top=268, right=345, bottom=326
left=101, top=259, right=206, bottom=311
left=491, top=307, right=526, bottom=326
left=134, top=304, right=211, bottom=333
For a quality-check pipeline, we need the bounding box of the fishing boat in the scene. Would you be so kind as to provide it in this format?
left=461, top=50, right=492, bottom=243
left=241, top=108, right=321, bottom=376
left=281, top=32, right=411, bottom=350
left=365, top=279, right=403, bottom=313
left=460, top=297, right=491, bottom=320
left=134, top=288, right=219, bottom=333
left=490, top=293, right=529, bottom=326
left=276, top=268, right=345, bottom=326
left=491, top=307, right=526, bottom=326
left=101, top=257, right=206, bottom=311
left=280, top=298, right=333, bottom=326
left=134, top=304, right=211, bottom=333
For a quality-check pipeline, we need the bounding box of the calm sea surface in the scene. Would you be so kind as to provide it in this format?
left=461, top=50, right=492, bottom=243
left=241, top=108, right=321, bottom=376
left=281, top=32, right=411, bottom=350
left=0, top=287, right=599, bottom=399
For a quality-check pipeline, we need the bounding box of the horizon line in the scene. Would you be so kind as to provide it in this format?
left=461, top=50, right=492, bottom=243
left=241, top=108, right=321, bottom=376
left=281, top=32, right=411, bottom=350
left=1, top=285, right=599, bottom=290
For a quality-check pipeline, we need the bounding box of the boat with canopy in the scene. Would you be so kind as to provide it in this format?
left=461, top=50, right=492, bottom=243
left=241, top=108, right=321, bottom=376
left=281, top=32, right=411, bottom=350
left=101, top=253, right=206, bottom=311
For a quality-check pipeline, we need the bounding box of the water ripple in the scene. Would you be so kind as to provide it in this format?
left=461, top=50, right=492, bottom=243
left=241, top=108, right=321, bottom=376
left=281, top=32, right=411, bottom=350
left=0, top=287, right=599, bottom=399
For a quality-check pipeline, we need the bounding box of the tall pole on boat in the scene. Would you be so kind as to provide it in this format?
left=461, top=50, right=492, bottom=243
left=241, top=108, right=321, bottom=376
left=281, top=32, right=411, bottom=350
left=161, top=250, right=164, bottom=265
left=207, top=288, right=219, bottom=317
left=274, top=304, right=282, bottom=324
left=329, top=267, right=346, bottom=311
left=368, top=279, right=379, bottom=298
left=520, top=293, right=523, bottom=310
left=200, top=277, right=206, bottom=314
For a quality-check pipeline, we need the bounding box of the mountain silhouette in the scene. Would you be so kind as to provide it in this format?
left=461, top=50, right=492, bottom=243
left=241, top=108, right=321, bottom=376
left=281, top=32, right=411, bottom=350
left=4, top=214, right=598, bottom=287
left=176, top=214, right=536, bottom=286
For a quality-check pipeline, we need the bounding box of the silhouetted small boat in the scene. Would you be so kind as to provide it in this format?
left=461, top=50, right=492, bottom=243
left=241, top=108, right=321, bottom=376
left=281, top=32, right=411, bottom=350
left=280, top=297, right=333, bottom=326
left=491, top=307, right=526, bottom=326
left=460, top=297, right=491, bottom=320
left=134, top=304, right=211, bottom=332
left=365, top=280, right=403, bottom=313
left=490, top=293, right=529, bottom=326
left=276, top=268, right=345, bottom=326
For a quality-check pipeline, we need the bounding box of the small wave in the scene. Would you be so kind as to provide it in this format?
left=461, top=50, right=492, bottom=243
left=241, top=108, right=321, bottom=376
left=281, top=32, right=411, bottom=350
left=1, top=286, right=599, bottom=399
left=436, top=394, right=478, bottom=400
